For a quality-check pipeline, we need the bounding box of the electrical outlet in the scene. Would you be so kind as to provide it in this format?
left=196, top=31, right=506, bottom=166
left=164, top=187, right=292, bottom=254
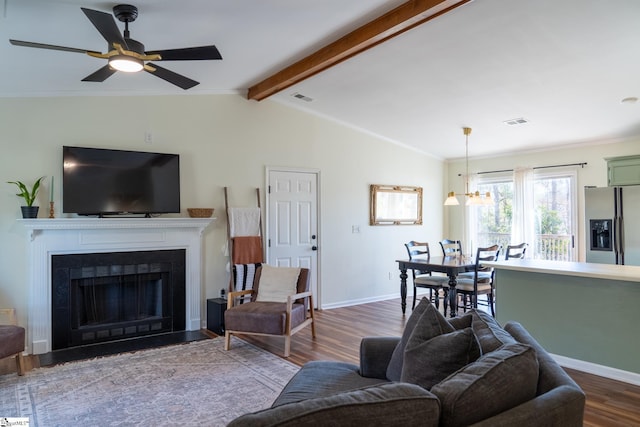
left=144, top=131, right=153, bottom=144
left=352, top=225, right=360, bottom=233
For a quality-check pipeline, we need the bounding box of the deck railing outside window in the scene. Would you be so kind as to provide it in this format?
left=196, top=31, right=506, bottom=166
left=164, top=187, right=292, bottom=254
left=476, top=233, right=574, bottom=261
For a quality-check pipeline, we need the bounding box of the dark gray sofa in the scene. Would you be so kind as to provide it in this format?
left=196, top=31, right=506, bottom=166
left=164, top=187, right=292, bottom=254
left=228, top=300, right=585, bottom=427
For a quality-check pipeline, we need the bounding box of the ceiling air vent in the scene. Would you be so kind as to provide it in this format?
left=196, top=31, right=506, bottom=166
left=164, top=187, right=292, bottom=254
left=291, top=92, right=313, bottom=102
left=504, top=117, right=529, bottom=126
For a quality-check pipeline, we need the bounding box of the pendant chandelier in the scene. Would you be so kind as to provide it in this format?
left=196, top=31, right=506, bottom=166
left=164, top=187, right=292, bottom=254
left=444, top=127, right=493, bottom=206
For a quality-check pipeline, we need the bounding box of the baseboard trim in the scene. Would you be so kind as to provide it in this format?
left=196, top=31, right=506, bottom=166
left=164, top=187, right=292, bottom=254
left=321, top=293, right=399, bottom=310
left=552, top=353, right=640, bottom=386
left=322, top=289, right=439, bottom=311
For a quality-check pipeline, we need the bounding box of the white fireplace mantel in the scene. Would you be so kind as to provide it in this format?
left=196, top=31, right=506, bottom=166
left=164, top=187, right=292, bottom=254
left=20, top=217, right=214, bottom=354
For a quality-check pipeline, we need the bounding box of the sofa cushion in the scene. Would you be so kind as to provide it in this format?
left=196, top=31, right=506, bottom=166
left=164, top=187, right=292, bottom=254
left=401, top=327, right=481, bottom=390
left=229, top=383, right=441, bottom=427
left=431, top=342, right=539, bottom=427
left=386, top=297, right=445, bottom=381
left=273, top=361, right=389, bottom=407
left=255, top=265, right=301, bottom=302
left=470, top=309, right=517, bottom=353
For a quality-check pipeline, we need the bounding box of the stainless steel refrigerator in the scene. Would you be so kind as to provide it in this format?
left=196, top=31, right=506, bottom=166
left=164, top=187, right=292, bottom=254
left=585, top=185, right=640, bottom=265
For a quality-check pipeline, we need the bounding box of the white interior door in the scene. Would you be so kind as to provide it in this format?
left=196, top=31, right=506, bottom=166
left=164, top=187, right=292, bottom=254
left=267, top=169, right=319, bottom=306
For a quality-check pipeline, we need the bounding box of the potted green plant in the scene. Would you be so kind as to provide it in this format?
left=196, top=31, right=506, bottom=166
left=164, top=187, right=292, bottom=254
left=7, top=176, right=45, bottom=218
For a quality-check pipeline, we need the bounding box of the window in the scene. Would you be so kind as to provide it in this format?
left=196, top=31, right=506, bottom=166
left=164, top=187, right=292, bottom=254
left=532, top=171, right=577, bottom=261
left=469, top=169, right=577, bottom=261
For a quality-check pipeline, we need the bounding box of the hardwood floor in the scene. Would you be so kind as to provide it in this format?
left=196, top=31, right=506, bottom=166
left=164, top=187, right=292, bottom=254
left=4, top=298, right=638, bottom=425
left=232, top=298, right=640, bottom=427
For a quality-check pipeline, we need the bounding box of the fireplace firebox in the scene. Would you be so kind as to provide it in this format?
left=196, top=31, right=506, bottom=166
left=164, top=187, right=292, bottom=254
left=51, top=250, right=185, bottom=350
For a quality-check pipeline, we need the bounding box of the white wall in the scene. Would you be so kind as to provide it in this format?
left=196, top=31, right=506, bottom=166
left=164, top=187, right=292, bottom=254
left=0, top=94, right=445, bottom=329
left=444, top=138, right=640, bottom=260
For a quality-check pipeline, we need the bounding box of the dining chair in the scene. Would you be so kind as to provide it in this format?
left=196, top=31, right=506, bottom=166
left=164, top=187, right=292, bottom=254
left=455, top=244, right=501, bottom=317
left=440, top=239, right=489, bottom=282
left=439, top=239, right=462, bottom=256
left=404, top=241, right=450, bottom=311
left=505, top=242, right=528, bottom=260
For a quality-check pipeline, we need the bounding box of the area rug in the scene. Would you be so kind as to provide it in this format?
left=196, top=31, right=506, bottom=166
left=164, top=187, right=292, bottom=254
left=0, top=337, right=300, bottom=426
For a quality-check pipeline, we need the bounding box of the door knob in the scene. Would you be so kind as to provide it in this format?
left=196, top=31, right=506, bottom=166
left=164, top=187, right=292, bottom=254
left=312, top=246, right=318, bottom=251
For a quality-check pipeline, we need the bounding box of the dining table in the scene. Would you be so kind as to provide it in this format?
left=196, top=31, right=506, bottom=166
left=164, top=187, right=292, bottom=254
left=396, top=255, right=476, bottom=317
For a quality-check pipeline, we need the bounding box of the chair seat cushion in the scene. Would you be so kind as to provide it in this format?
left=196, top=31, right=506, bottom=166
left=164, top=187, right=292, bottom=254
left=225, top=302, right=306, bottom=335
left=273, top=360, right=390, bottom=407
left=414, top=275, right=449, bottom=287
left=454, top=280, right=492, bottom=292
left=458, top=271, right=492, bottom=280
left=0, top=325, right=25, bottom=359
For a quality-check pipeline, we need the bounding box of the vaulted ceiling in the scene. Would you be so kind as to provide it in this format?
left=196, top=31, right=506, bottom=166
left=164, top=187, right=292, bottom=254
left=2, top=0, right=639, bottom=159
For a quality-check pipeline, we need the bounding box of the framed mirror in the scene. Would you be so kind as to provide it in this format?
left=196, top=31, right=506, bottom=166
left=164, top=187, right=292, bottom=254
left=370, top=184, right=423, bottom=225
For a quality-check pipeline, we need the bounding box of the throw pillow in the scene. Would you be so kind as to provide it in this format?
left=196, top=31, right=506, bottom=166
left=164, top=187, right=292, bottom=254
left=470, top=309, right=517, bottom=353
left=255, top=265, right=301, bottom=303
left=448, top=312, right=473, bottom=330
left=431, top=342, right=539, bottom=427
left=386, top=297, right=438, bottom=381
left=400, top=327, right=481, bottom=390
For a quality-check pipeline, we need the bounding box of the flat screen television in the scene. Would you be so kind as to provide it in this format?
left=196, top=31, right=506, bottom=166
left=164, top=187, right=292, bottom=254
left=63, top=146, right=180, bottom=216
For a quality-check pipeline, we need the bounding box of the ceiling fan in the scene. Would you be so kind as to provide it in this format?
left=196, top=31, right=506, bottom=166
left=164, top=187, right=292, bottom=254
left=9, top=4, right=222, bottom=90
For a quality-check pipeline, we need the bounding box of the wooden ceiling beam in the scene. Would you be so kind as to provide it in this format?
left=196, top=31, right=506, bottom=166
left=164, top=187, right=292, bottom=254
left=247, top=0, right=473, bottom=101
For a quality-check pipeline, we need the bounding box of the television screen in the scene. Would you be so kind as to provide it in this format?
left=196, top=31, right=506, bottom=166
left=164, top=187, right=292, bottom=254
left=63, top=146, right=180, bottom=216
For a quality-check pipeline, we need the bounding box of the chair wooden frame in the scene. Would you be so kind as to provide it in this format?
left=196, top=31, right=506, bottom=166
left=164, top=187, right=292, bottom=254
left=455, top=245, right=501, bottom=316
left=439, top=239, right=462, bottom=256
left=0, top=308, right=25, bottom=375
left=404, top=241, right=449, bottom=311
left=224, top=268, right=316, bottom=358
left=505, top=242, right=528, bottom=260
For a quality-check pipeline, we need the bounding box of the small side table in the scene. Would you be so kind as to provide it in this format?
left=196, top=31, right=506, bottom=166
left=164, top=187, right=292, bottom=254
left=207, top=298, right=227, bottom=335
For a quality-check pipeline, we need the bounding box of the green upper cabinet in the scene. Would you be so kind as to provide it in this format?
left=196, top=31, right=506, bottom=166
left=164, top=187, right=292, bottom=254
left=607, top=155, right=640, bottom=186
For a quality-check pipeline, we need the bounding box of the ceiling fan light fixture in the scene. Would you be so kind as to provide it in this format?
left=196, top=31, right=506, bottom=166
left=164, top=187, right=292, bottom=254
left=109, top=55, right=143, bottom=73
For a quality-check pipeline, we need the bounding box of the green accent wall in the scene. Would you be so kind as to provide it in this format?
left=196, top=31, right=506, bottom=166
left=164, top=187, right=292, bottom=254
left=494, top=269, right=640, bottom=374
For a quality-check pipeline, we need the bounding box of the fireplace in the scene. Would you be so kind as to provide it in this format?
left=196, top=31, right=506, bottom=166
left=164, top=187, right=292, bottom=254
left=51, top=250, right=185, bottom=350
left=20, top=217, right=213, bottom=354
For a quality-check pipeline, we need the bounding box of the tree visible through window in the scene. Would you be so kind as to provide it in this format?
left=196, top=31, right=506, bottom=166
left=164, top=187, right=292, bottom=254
left=475, top=180, right=513, bottom=250
left=533, top=174, right=575, bottom=261
left=471, top=171, right=576, bottom=261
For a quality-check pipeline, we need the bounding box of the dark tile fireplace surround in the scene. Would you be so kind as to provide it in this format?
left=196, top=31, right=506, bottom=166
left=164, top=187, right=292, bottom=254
left=45, top=249, right=209, bottom=363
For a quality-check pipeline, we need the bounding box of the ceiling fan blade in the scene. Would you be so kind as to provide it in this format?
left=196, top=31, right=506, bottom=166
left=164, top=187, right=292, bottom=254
left=81, top=7, right=128, bottom=49
left=9, top=39, right=100, bottom=55
left=81, top=65, right=117, bottom=82
left=145, top=45, right=222, bottom=61
left=145, top=63, right=199, bottom=90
